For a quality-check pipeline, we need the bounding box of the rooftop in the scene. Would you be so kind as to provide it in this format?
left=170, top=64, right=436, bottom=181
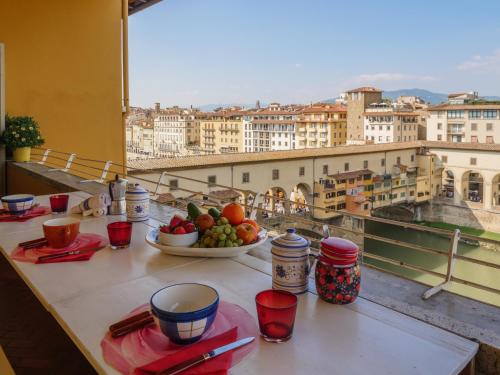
left=328, top=169, right=373, bottom=180
left=428, top=103, right=500, bottom=111
left=347, top=86, right=382, bottom=93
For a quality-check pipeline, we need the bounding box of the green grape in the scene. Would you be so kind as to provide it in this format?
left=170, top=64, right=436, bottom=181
left=216, top=219, right=222, bottom=226
left=219, top=233, right=226, bottom=241
left=205, top=229, right=212, bottom=236
left=229, top=233, right=237, bottom=241
left=215, top=226, right=224, bottom=234
left=230, top=227, right=236, bottom=234
left=237, top=239, right=243, bottom=246
left=220, top=217, right=229, bottom=225
left=203, top=237, right=211, bottom=246
left=224, top=227, right=232, bottom=235
left=225, top=240, right=233, bottom=247
left=218, top=241, right=225, bottom=248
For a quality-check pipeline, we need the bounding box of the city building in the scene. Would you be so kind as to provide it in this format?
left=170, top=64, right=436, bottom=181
left=153, top=107, right=200, bottom=157
left=295, top=103, right=347, bottom=149
left=244, top=104, right=300, bottom=152
left=346, top=87, right=383, bottom=143
left=199, top=110, right=245, bottom=154
left=126, top=119, right=154, bottom=159
left=427, top=94, right=500, bottom=143
left=363, top=103, right=419, bottom=143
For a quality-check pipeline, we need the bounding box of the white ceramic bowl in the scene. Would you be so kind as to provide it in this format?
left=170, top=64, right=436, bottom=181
left=1, top=194, right=35, bottom=213
left=158, top=230, right=198, bottom=247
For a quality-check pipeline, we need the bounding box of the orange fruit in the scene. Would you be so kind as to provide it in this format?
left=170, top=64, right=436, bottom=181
left=221, top=203, right=245, bottom=226
left=242, top=219, right=260, bottom=233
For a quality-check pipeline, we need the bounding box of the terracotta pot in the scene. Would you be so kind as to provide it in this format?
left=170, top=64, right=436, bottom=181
left=43, top=218, right=80, bottom=248
left=13, top=147, right=31, bottom=162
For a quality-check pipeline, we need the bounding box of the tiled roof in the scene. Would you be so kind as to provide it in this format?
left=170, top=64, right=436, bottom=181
left=128, top=142, right=422, bottom=171
left=301, top=104, right=347, bottom=113
left=346, top=87, right=382, bottom=93
left=427, top=103, right=500, bottom=111
left=364, top=111, right=419, bottom=116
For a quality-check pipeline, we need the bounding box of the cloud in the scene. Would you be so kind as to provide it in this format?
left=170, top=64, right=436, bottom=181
left=355, top=72, right=435, bottom=83
left=457, top=49, right=500, bottom=71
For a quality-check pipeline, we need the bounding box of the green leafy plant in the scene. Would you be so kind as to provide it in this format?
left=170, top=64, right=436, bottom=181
left=1, top=115, right=45, bottom=148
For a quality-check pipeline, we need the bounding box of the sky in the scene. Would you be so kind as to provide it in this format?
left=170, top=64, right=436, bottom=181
left=129, top=0, right=500, bottom=108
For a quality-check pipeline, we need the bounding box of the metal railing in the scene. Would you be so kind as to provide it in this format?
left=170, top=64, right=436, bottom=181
left=27, top=147, right=500, bottom=306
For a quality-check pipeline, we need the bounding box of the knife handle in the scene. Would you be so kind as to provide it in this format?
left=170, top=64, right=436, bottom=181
left=157, top=353, right=209, bottom=375
left=38, top=250, right=76, bottom=262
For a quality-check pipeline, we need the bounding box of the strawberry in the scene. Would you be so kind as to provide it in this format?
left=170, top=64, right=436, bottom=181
left=169, top=215, right=184, bottom=229
left=172, top=226, right=187, bottom=234
left=159, top=225, right=171, bottom=233
left=335, top=293, right=343, bottom=301
left=336, top=275, right=344, bottom=283
left=183, top=222, right=196, bottom=233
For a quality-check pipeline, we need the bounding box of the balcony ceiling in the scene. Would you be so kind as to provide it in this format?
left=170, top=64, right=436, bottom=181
left=128, top=0, right=163, bottom=15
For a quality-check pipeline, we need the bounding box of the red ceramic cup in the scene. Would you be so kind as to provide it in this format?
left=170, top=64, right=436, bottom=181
left=255, top=289, right=298, bottom=342
left=107, top=221, right=132, bottom=249
left=43, top=218, right=80, bottom=248
left=49, top=194, right=70, bottom=213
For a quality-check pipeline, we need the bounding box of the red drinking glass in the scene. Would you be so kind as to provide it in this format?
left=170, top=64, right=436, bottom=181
left=49, top=194, right=69, bottom=213
left=107, top=221, right=132, bottom=249
left=255, top=289, right=298, bottom=342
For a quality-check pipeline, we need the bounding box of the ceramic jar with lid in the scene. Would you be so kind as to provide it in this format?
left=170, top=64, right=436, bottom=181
left=315, top=237, right=360, bottom=304
left=126, top=183, right=149, bottom=222
left=271, top=228, right=311, bottom=294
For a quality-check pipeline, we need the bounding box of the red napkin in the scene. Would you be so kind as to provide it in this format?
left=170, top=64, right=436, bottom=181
left=134, top=327, right=238, bottom=375
left=0, top=206, right=51, bottom=222
left=11, top=233, right=108, bottom=264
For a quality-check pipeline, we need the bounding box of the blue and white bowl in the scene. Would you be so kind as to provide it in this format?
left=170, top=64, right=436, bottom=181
left=1, top=194, right=35, bottom=214
left=150, top=283, right=219, bottom=345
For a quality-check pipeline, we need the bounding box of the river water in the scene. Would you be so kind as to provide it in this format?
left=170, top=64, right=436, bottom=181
left=364, top=221, right=500, bottom=307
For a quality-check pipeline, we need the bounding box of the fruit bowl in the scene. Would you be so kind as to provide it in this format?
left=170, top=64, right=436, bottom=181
left=145, top=228, right=268, bottom=258
left=158, top=230, right=198, bottom=247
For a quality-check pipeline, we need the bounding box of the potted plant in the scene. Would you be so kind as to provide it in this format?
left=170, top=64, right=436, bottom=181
left=1, top=115, right=45, bottom=162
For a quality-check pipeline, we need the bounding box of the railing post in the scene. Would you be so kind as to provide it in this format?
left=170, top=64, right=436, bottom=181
left=48, top=153, right=76, bottom=172
left=249, top=192, right=265, bottom=221
left=422, top=229, right=460, bottom=300
left=79, top=160, right=112, bottom=184
left=154, top=171, right=168, bottom=197
left=37, top=149, right=51, bottom=165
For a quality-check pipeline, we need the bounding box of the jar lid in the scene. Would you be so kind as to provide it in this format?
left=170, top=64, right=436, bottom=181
left=321, top=237, right=358, bottom=255
left=271, top=228, right=310, bottom=251
left=126, top=183, right=148, bottom=193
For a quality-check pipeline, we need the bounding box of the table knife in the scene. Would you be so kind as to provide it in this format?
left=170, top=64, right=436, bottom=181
left=156, top=336, right=255, bottom=375
left=37, top=246, right=106, bottom=262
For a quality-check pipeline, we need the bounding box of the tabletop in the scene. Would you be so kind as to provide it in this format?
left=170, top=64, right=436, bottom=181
left=0, top=192, right=478, bottom=375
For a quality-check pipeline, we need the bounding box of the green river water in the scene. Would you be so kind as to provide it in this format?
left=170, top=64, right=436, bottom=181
left=364, top=221, right=500, bottom=307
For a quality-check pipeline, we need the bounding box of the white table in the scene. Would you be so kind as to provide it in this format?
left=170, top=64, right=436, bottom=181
left=0, top=193, right=478, bottom=375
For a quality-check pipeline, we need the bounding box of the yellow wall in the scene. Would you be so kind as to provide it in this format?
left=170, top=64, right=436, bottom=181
left=0, top=0, right=125, bottom=167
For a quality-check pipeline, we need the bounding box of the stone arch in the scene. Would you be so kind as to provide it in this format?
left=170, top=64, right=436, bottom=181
left=442, top=169, right=455, bottom=199
left=493, top=174, right=500, bottom=208
left=290, top=183, right=313, bottom=214
left=265, top=187, right=289, bottom=216
left=461, top=170, right=484, bottom=203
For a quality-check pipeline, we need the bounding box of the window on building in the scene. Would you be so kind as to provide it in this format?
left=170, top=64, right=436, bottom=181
left=484, top=110, right=498, bottom=119
left=242, top=172, right=250, bottom=183
left=471, top=136, right=478, bottom=143
left=470, top=158, right=477, bottom=166
left=447, top=110, right=464, bottom=119
left=299, top=166, right=305, bottom=176
left=411, top=154, right=415, bottom=162
left=363, top=160, right=368, bottom=169
left=471, top=123, right=477, bottom=131
left=208, top=175, right=216, bottom=187
left=363, top=203, right=369, bottom=210
left=410, top=190, right=415, bottom=196
left=401, top=192, right=406, bottom=198
left=437, top=134, right=442, bottom=141
left=469, top=110, right=481, bottom=119
left=486, top=136, right=494, bottom=144
left=442, top=155, right=448, bottom=163
left=381, top=158, right=385, bottom=166
left=322, top=165, right=328, bottom=175
left=487, top=123, right=493, bottom=131
left=344, top=162, right=349, bottom=171
left=169, top=179, right=178, bottom=191
left=437, top=123, right=442, bottom=130
left=396, top=156, right=401, bottom=164
left=272, top=169, right=279, bottom=180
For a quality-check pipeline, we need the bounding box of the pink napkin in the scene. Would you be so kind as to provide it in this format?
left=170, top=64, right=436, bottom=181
left=134, top=327, right=238, bottom=375
left=0, top=206, right=51, bottom=222
left=101, top=302, right=258, bottom=375
left=11, top=233, right=108, bottom=263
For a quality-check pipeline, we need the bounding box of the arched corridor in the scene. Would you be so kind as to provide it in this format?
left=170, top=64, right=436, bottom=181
left=461, top=171, right=484, bottom=203
left=290, top=183, right=312, bottom=214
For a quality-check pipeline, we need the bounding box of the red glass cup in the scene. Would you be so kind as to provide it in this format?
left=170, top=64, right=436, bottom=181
left=255, top=289, right=298, bottom=342
left=49, top=194, right=69, bottom=214
left=107, top=221, right=132, bottom=249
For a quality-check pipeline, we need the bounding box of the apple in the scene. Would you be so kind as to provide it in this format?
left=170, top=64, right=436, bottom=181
left=235, top=223, right=258, bottom=245
left=195, top=214, right=215, bottom=232
left=172, top=226, right=187, bottom=234
left=242, top=219, right=260, bottom=233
